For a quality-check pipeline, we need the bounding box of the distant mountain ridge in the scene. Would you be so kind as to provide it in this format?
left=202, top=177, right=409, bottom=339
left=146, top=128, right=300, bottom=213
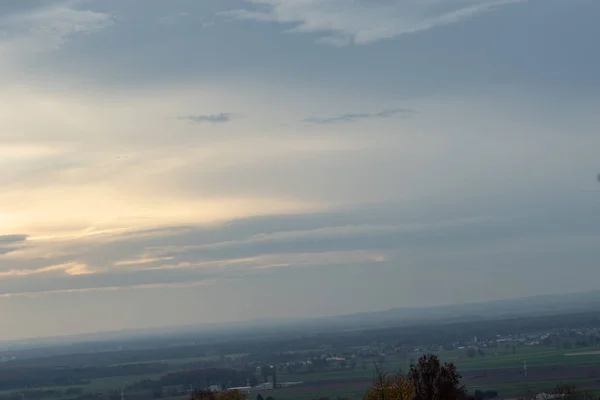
left=6, top=290, right=600, bottom=348
left=306, top=290, right=600, bottom=330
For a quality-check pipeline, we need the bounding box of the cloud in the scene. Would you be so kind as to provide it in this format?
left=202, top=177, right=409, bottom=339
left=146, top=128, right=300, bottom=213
left=2, top=81, right=598, bottom=242
left=0, top=279, right=214, bottom=299
left=0, top=235, right=27, bottom=244
left=0, top=262, right=93, bottom=278
left=158, top=11, right=190, bottom=25
left=0, top=203, right=503, bottom=296
left=0, top=0, right=598, bottom=340
left=177, top=113, right=234, bottom=124
left=304, top=107, right=414, bottom=124
left=1, top=195, right=599, bottom=339
left=221, top=0, right=524, bottom=45
left=3, top=196, right=599, bottom=299
left=0, top=0, right=114, bottom=66
left=0, top=235, right=27, bottom=255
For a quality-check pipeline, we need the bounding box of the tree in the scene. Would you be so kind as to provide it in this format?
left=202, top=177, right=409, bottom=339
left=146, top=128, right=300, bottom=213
left=261, top=366, right=270, bottom=383
left=550, top=383, right=598, bottom=400
left=472, top=390, right=497, bottom=399
left=473, top=390, right=484, bottom=399
left=287, top=363, right=300, bottom=374
left=408, top=354, right=466, bottom=400
left=221, top=392, right=248, bottom=400
left=364, top=367, right=414, bottom=400
left=190, top=390, right=246, bottom=400
left=108, top=390, right=121, bottom=400
left=517, top=384, right=600, bottom=400
left=257, top=394, right=264, bottom=400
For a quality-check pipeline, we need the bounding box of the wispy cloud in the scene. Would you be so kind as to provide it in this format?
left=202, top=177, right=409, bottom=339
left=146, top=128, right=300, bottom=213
left=0, top=235, right=27, bottom=244
left=0, top=0, right=113, bottom=63
left=305, top=108, right=414, bottom=124
left=158, top=11, right=190, bottom=25
left=221, top=0, right=524, bottom=45
left=0, top=262, right=93, bottom=278
left=0, top=279, right=215, bottom=298
left=3, top=198, right=598, bottom=299
left=177, top=113, right=234, bottom=124
left=0, top=234, right=27, bottom=255
left=0, top=206, right=505, bottom=296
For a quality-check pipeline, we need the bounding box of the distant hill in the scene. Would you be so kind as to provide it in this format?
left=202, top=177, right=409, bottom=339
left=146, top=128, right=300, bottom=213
left=6, top=290, right=600, bottom=353
left=300, top=290, right=600, bottom=331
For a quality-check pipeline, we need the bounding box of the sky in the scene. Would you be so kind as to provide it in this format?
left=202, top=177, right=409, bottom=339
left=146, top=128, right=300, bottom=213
left=0, top=0, right=599, bottom=340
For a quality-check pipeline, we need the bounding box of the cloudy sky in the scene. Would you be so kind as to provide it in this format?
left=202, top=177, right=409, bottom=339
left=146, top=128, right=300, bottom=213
left=1, top=0, right=599, bottom=340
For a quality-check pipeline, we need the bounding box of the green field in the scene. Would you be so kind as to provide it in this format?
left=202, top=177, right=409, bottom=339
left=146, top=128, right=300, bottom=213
left=452, top=346, right=600, bottom=370
left=87, top=374, right=165, bottom=391
left=4, top=345, right=600, bottom=400
left=110, top=356, right=217, bottom=367
left=270, top=345, right=600, bottom=400
left=0, top=374, right=165, bottom=398
left=111, top=353, right=250, bottom=368
left=282, top=346, right=600, bottom=381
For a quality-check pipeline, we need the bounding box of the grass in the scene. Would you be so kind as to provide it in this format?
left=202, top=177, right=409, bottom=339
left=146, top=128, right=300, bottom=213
left=274, top=346, right=600, bottom=400
left=465, top=377, right=600, bottom=399
left=453, top=347, right=600, bottom=371
left=110, top=353, right=250, bottom=369
left=0, top=373, right=166, bottom=398
left=110, top=356, right=217, bottom=367
left=4, top=346, right=600, bottom=400
left=87, top=374, right=164, bottom=391
left=267, top=385, right=367, bottom=400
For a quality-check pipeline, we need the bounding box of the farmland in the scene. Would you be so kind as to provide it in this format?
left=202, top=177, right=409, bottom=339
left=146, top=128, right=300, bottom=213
left=2, top=310, right=600, bottom=400
left=268, top=346, right=600, bottom=400
left=3, top=345, right=599, bottom=400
